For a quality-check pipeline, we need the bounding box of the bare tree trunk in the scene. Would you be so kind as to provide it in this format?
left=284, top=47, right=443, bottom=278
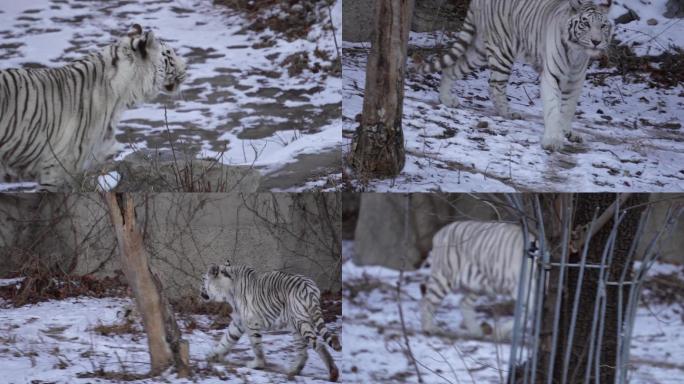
left=350, top=0, right=414, bottom=177
left=103, top=193, right=190, bottom=377
left=537, top=193, right=648, bottom=383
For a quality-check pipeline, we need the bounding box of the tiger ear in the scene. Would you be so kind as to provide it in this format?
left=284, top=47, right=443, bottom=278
left=569, top=0, right=586, bottom=11
left=209, top=264, right=219, bottom=278
left=127, top=24, right=142, bottom=37
left=136, top=31, right=160, bottom=60
left=597, top=0, right=612, bottom=12
left=225, top=259, right=231, bottom=266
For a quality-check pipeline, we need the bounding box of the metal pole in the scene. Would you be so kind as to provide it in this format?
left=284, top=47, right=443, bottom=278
left=561, top=208, right=600, bottom=384
left=529, top=195, right=549, bottom=384
left=546, top=195, right=572, bottom=384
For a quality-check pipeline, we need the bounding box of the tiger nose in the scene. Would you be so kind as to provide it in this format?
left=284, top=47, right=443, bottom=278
left=591, top=39, right=601, bottom=47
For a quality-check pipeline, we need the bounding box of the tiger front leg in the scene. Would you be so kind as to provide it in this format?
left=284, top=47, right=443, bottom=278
left=439, top=72, right=460, bottom=108
left=419, top=277, right=449, bottom=335
left=459, top=293, right=485, bottom=338
left=559, top=77, right=585, bottom=144
left=207, top=320, right=244, bottom=362
left=540, top=71, right=566, bottom=151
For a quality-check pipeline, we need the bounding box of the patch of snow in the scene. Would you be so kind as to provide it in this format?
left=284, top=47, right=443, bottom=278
left=610, top=0, right=684, bottom=56
left=0, top=296, right=342, bottom=383
left=343, top=3, right=683, bottom=192
left=0, top=278, right=25, bottom=287
left=342, top=241, right=684, bottom=383
left=96, top=171, right=121, bottom=192
left=0, top=0, right=342, bottom=192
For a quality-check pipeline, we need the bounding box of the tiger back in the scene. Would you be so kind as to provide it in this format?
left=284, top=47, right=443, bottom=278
left=420, top=0, right=613, bottom=151
left=420, top=221, right=538, bottom=339
left=0, top=24, right=186, bottom=190
left=201, top=262, right=341, bottom=382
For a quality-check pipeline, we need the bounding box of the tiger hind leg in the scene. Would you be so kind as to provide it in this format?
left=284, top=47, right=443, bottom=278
left=439, top=45, right=487, bottom=108
left=296, top=320, right=339, bottom=382
left=287, top=334, right=308, bottom=377
left=486, top=43, right=522, bottom=120
left=246, top=329, right=266, bottom=369
left=314, top=341, right=339, bottom=382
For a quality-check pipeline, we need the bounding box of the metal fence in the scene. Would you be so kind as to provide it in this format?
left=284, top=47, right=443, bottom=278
left=505, top=195, right=683, bottom=384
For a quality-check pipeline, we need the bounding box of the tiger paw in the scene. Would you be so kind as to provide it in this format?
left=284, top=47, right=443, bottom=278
left=480, top=321, right=494, bottom=336
left=421, top=322, right=439, bottom=336
left=541, top=135, right=564, bottom=152
left=439, top=94, right=460, bottom=108
left=565, top=131, right=583, bottom=143
left=247, top=359, right=266, bottom=370
left=206, top=351, right=222, bottom=363
left=329, top=366, right=340, bottom=382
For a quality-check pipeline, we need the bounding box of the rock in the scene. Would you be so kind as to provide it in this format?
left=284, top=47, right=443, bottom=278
left=665, top=0, right=684, bottom=18
left=614, top=9, right=640, bottom=25
left=647, top=18, right=659, bottom=25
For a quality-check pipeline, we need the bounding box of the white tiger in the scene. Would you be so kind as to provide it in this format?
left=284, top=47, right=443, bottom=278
left=420, top=0, right=614, bottom=151
left=200, top=261, right=341, bottom=382
left=0, top=24, right=187, bottom=191
left=420, top=221, right=538, bottom=340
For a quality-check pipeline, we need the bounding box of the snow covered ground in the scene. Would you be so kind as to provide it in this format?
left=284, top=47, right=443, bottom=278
left=0, top=0, right=342, bottom=192
left=0, top=290, right=342, bottom=383
left=342, top=241, right=684, bottom=383
left=342, top=0, right=683, bottom=192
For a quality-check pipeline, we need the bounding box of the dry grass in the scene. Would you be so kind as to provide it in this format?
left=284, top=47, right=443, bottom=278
left=598, top=42, right=684, bottom=88
left=92, top=321, right=140, bottom=337
left=213, top=0, right=335, bottom=41
left=0, top=272, right=127, bottom=307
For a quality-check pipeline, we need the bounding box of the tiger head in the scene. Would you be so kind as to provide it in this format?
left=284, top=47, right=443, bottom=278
left=201, top=260, right=249, bottom=302
left=159, top=40, right=187, bottom=93
left=567, top=0, right=614, bottom=58
left=110, top=24, right=187, bottom=99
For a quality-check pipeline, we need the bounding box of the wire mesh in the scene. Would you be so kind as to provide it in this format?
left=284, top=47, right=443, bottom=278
left=506, top=196, right=683, bottom=384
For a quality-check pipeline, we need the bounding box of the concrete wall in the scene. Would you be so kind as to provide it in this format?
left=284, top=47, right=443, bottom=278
left=353, top=193, right=518, bottom=269
left=343, top=0, right=469, bottom=42
left=0, top=193, right=341, bottom=298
